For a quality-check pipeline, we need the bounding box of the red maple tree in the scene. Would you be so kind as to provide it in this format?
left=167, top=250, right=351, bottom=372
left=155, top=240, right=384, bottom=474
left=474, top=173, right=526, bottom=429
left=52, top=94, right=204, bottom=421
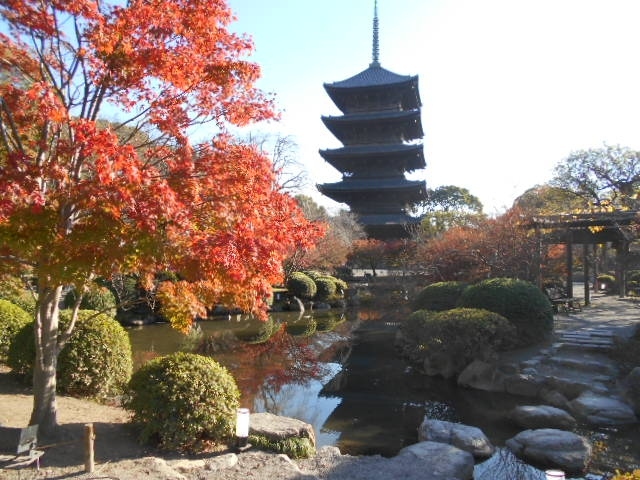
left=0, top=0, right=320, bottom=433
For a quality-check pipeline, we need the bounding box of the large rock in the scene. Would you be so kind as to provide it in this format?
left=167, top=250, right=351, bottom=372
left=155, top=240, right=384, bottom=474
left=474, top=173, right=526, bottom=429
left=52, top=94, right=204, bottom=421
left=510, top=405, right=576, bottom=430
left=417, top=418, right=495, bottom=458
left=395, top=441, right=474, bottom=479
left=505, top=428, right=592, bottom=474
left=568, top=392, right=637, bottom=426
left=250, top=412, right=316, bottom=447
left=457, top=360, right=506, bottom=392
left=300, top=443, right=474, bottom=480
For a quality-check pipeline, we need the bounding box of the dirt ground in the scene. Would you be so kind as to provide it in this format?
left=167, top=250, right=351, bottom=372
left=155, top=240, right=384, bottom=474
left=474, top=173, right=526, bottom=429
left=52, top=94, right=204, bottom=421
left=0, top=367, right=328, bottom=480
left=0, top=366, right=153, bottom=479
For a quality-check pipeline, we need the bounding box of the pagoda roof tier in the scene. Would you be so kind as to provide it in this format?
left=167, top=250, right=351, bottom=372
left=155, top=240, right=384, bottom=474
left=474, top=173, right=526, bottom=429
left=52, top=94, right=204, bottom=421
left=317, top=178, right=426, bottom=205
left=324, top=66, right=421, bottom=113
left=319, top=144, right=425, bottom=172
left=357, top=213, right=421, bottom=226
left=322, top=110, right=423, bottom=144
left=358, top=213, right=422, bottom=239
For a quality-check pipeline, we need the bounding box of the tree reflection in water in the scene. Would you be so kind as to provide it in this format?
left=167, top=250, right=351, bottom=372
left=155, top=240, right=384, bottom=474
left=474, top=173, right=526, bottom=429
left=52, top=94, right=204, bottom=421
left=195, top=313, right=333, bottom=411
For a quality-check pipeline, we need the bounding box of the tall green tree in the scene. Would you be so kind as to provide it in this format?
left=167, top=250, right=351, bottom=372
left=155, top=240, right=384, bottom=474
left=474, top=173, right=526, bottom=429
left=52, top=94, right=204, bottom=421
left=417, top=185, right=484, bottom=237
left=551, top=144, right=640, bottom=210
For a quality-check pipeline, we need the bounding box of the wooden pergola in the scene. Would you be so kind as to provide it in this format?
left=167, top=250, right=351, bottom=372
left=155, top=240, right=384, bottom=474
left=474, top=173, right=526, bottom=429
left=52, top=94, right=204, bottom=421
left=527, top=211, right=640, bottom=305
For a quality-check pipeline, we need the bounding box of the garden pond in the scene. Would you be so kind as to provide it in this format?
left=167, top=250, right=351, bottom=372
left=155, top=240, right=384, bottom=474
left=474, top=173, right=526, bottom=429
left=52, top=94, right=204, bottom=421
left=127, top=308, right=640, bottom=478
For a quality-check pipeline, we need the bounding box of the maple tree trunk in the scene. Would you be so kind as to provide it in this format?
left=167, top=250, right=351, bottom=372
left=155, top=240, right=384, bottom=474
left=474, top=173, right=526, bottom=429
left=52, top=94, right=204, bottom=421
left=29, top=286, right=63, bottom=435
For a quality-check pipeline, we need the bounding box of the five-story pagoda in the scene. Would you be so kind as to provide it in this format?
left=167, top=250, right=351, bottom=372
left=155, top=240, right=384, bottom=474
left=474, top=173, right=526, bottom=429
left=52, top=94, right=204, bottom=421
left=318, top=1, right=426, bottom=239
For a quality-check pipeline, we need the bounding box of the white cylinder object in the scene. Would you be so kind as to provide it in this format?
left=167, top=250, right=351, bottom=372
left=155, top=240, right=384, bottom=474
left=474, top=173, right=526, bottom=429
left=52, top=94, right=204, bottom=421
left=236, top=408, right=250, bottom=439
left=545, top=470, right=565, bottom=480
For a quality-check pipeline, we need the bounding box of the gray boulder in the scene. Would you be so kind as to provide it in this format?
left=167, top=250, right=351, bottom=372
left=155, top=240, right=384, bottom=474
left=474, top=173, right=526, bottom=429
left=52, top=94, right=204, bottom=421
left=301, top=443, right=474, bottom=480
left=539, top=389, right=570, bottom=409
left=510, top=405, right=576, bottom=429
left=250, top=412, right=316, bottom=448
left=395, top=441, right=474, bottom=479
left=457, top=360, right=506, bottom=392
left=505, top=428, right=592, bottom=474
left=417, top=418, right=495, bottom=458
left=568, top=392, right=637, bottom=426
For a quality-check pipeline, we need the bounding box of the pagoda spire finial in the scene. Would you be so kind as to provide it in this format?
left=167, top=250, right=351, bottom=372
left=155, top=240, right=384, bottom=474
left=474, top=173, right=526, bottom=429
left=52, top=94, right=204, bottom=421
left=370, top=0, right=380, bottom=67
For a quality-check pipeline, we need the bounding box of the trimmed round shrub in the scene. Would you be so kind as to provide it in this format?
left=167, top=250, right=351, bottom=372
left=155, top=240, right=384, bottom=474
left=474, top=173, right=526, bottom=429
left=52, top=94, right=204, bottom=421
left=63, top=285, right=117, bottom=315
left=413, top=281, right=468, bottom=311
left=7, top=310, right=132, bottom=398
left=286, top=272, right=317, bottom=300
left=0, top=275, right=36, bottom=315
left=57, top=310, right=132, bottom=398
left=399, top=308, right=517, bottom=378
left=125, top=352, right=240, bottom=451
left=314, top=277, right=337, bottom=302
left=0, top=299, right=32, bottom=361
left=457, top=278, right=553, bottom=347
left=7, top=322, right=35, bottom=377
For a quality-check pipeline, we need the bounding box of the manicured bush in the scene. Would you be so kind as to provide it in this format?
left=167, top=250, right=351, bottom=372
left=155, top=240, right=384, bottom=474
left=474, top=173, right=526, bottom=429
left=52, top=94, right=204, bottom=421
left=313, top=277, right=337, bottom=302
left=0, top=299, right=32, bottom=362
left=125, top=352, right=240, bottom=451
left=413, top=281, right=468, bottom=311
left=57, top=310, right=132, bottom=398
left=7, top=322, right=35, bottom=377
left=286, top=272, right=317, bottom=300
left=63, top=285, right=117, bottom=315
left=457, top=278, right=554, bottom=347
left=0, top=276, right=36, bottom=315
left=7, top=310, right=132, bottom=399
left=399, top=308, right=517, bottom=378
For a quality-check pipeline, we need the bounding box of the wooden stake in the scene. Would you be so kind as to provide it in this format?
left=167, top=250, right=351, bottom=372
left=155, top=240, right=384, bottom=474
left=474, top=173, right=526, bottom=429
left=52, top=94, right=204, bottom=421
left=84, top=423, right=95, bottom=473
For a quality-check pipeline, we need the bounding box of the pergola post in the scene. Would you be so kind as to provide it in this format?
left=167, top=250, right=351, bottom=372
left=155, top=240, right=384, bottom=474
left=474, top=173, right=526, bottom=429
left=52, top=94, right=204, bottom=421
left=617, top=240, right=630, bottom=298
left=583, top=243, right=590, bottom=305
left=566, top=230, right=573, bottom=298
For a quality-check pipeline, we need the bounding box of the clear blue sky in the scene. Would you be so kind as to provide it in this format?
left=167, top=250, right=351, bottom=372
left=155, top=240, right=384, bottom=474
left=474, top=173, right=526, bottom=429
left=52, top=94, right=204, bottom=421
left=224, top=0, right=640, bottom=214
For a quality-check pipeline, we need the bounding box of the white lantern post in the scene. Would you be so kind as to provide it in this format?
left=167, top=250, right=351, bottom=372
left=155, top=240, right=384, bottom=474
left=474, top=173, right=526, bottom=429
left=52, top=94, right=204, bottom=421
left=235, top=408, right=250, bottom=451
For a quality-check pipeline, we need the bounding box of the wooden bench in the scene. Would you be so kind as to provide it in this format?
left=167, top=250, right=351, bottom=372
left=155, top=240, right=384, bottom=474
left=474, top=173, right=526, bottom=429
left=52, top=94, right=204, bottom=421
left=0, top=425, right=44, bottom=471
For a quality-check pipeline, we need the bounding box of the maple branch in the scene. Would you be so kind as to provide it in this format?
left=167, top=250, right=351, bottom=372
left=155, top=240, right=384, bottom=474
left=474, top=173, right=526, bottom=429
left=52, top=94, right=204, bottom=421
left=0, top=97, right=24, bottom=153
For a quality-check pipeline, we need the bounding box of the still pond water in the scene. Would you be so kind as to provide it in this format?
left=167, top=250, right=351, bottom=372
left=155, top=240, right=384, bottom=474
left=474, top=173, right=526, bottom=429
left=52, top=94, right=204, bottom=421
left=127, top=308, right=638, bottom=477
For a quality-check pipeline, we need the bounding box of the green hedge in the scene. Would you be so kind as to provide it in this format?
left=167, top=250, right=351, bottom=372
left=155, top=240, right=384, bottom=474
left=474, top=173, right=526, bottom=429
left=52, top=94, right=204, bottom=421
left=63, top=285, right=117, bottom=315
left=125, top=352, right=240, bottom=452
left=0, top=276, right=36, bottom=315
left=457, top=278, right=553, bottom=347
left=313, top=277, right=337, bottom=302
left=0, top=300, right=32, bottom=362
left=413, top=281, right=468, bottom=311
left=400, top=308, right=517, bottom=378
left=286, top=272, right=317, bottom=300
left=7, top=310, right=132, bottom=398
